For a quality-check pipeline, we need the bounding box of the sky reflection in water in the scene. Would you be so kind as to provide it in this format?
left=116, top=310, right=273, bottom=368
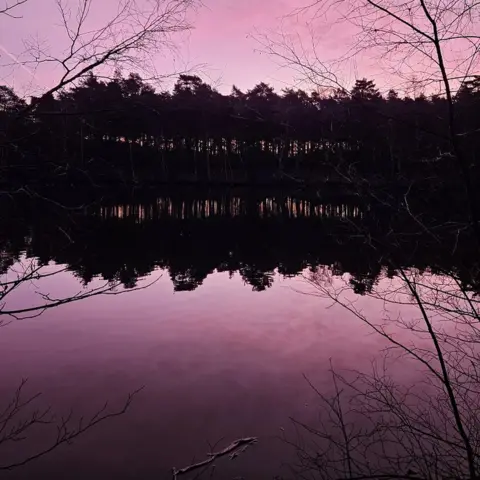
left=0, top=263, right=411, bottom=479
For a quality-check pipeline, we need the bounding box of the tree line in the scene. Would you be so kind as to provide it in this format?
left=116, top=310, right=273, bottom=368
left=1, top=189, right=476, bottom=293
left=1, top=73, right=480, bottom=186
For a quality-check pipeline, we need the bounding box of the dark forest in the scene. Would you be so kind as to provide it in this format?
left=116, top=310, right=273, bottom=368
left=1, top=73, right=479, bottom=188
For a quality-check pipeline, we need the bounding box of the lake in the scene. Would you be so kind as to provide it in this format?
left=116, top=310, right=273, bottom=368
left=0, top=188, right=476, bottom=479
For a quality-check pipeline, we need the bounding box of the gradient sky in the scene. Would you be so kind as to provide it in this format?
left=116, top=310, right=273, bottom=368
left=0, top=0, right=345, bottom=95
left=180, top=0, right=302, bottom=90
left=0, top=0, right=467, bottom=97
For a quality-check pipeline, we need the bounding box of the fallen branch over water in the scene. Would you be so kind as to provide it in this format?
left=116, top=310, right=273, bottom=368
left=172, top=437, right=258, bottom=479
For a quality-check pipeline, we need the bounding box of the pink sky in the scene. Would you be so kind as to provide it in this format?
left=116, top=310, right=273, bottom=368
left=181, top=0, right=301, bottom=91
left=0, top=0, right=346, bottom=95
left=1, top=0, right=473, bottom=98
left=0, top=0, right=442, bottom=97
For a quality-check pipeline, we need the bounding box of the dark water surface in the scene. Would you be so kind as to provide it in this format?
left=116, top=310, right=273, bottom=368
left=0, top=190, right=469, bottom=479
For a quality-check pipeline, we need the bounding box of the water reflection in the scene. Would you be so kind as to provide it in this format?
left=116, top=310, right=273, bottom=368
left=0, top=191, right=476, bottom=294
left=0, top=191, right=478, bottom=479
left=99, top=196, right=362, bottom=221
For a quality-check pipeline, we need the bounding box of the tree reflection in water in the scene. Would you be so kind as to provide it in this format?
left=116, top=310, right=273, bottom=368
left=0, top=248, right=156, bottom=470
left=0, top=187, right=478, bottom=478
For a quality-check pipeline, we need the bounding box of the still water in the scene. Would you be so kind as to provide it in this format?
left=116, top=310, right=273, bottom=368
left=0, top=190, right=467, bottom=479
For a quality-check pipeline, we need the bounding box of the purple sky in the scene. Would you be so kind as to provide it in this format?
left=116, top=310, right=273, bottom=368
left=181, top=0, right=301, bottom=90
left=0, top=0, right=352, bottom=95
left=2, top=0, right=444, bottom=97
left=1, top=0, right=473, bottom=97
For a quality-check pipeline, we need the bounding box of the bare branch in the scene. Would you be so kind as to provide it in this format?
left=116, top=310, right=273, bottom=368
left=0, top=382, right=144, bottom=471
left=172, top=437, right=258, bottom=479
left=0, top=0, right=27, bottom=18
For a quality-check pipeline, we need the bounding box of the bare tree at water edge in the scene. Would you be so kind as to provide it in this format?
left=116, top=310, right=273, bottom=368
left=0, top=217, right=160, bottom=470
left=255, top=2, right=480, bottom=478
left=277, top=163, right=480, bottom=477
left=258, top=0, right=480, bottom=230
left=281, top=260, right=480, bottom=480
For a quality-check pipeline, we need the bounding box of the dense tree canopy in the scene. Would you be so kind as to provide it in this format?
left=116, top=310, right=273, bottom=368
left=1, top=73, right=479, bottom=186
